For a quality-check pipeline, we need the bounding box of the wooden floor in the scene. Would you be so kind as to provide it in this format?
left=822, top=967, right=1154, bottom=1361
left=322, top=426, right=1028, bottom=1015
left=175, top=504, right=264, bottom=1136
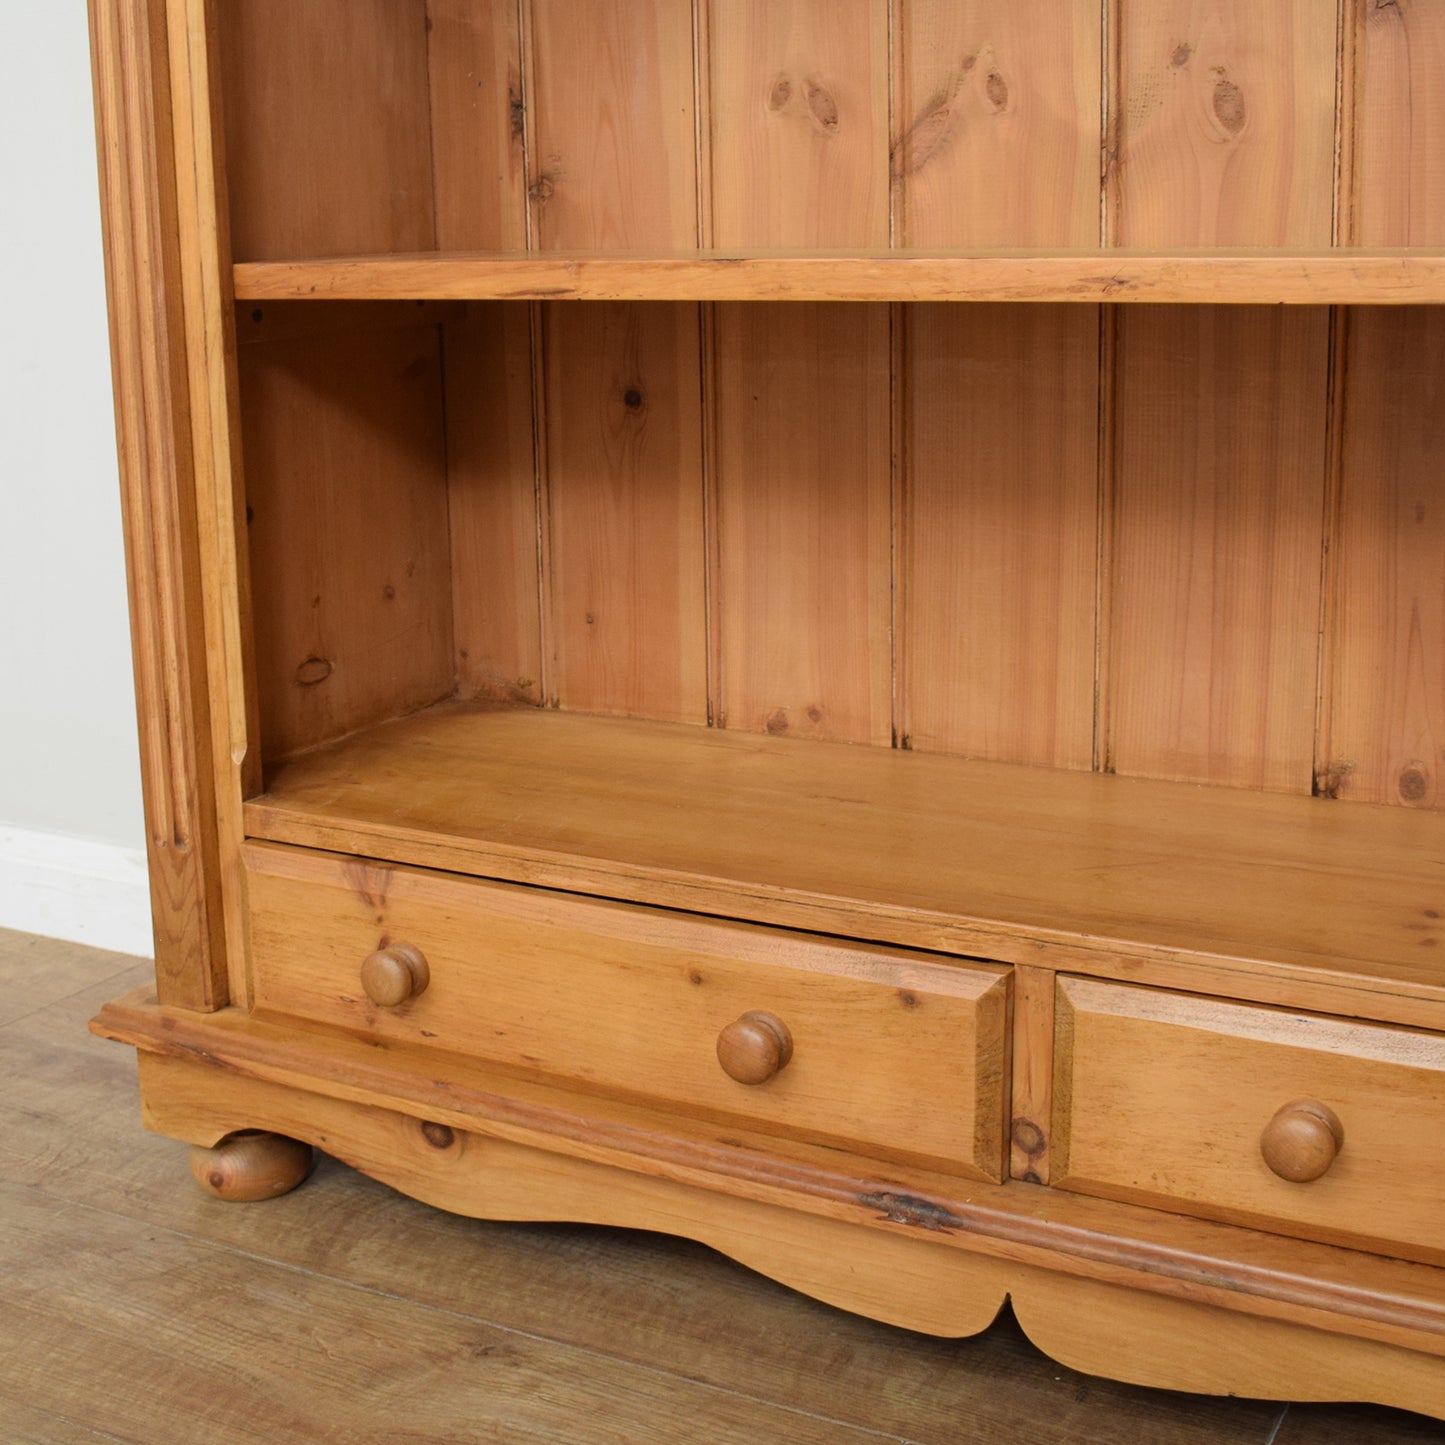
left=1, top=930, right=1439, bottom=1444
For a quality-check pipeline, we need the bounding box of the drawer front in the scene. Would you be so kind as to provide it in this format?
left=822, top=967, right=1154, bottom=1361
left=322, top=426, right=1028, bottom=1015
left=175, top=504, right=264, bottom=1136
left=244, top=842, right=1010, bottom=1178
left=1053, top=977, right=1445, bottom=1264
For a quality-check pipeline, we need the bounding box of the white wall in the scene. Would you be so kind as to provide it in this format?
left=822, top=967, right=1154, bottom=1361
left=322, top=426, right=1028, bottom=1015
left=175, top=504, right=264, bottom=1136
left=0, top=6, right=151, bottom=953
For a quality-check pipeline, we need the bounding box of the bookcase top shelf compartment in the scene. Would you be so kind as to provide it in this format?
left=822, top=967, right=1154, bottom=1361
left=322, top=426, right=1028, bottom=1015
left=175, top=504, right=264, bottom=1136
left=234, top=250, right=1445, bottom=306
left=243, top=703, right=1445, bottom=1026
left=216, top=3, right=1445, bottom=291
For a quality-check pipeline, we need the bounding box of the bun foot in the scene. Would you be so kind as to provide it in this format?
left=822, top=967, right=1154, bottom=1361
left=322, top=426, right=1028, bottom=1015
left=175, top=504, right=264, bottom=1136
left=190, top=1130, right=314, bottom=1202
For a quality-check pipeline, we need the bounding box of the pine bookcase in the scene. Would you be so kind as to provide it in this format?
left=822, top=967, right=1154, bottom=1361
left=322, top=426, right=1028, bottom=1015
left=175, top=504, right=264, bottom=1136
left=89, top=0, right=1445, bottom=1416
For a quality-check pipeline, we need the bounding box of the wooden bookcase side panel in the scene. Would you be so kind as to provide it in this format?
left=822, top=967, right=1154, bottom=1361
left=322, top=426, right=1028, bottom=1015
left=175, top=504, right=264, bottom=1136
left=239, top=322, right=456, bottom=763
left=90, top=0, right=231, bottom=1006
left=164, top=0, right=264, bottom=1010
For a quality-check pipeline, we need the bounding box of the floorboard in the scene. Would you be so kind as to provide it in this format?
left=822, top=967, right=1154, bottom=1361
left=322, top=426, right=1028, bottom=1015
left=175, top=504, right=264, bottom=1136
left=0, top=1396, right=125, bottom=1445
left=0, top=928, right=1433, bottom=1443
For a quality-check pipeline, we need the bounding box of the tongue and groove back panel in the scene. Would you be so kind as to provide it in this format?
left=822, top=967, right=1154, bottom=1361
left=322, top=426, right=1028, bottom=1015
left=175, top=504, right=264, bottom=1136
left=219, top=1, right=1445, bottom=810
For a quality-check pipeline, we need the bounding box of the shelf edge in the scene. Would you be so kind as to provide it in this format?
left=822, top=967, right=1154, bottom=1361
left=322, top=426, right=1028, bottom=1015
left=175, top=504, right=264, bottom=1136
left=233, top=251, right=1445, bottom=305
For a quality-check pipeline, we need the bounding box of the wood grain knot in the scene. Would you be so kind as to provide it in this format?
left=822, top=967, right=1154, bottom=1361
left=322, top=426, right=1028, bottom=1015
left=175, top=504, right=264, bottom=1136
left=985, top=71, right=1009, bottom=111
left=1012, top=1118, right=1047, bottom=1158
left=420, top=1121, right=456, bottom=1150
left=295, top=656, right=333, bottom=687
left=1212, top=77, right=1246, bottom=136
left=803, top=78, right=838, bottom=132
left=891, top=91, right=962, bottom=181
left=623, top=388, right=643, bottom=410
left=768, top=76, right=792, bottom=111
left=1398, top=767, right=1430, bottom=803
left=1171, top=42, right=1193, bottom=68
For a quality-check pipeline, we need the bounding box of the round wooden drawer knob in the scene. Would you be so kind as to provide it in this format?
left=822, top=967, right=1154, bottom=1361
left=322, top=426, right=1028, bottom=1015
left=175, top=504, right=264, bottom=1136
left=716, top=1011, right=793, bottom=1086
left=1260, top=1100, right=1344, bottom=1183
left=360, top=943, right=431, bottom=1007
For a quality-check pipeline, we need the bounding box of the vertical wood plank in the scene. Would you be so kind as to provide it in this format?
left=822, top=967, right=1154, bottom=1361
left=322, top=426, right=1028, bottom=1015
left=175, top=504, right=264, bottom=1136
left=216, top=0, right=436, bottom=261
left=543, top=303, right=708, bottom=723
left=1311, top=305, right=1350, bottom=801
left=526, top=0, right=698, bottom=249
left=1107, top=307, right=1329, bottom=792
left=240, top=325, right=455, bottom=760
left=1333, top=1, right=1357, bottom=247
left=709, top=0, right=889, bottom=247
left=707, top=11, right=889, bottom=736
left=714, top=304, right=891, bottom=745
left=89, top=0, right=227, bottom=1006
left=1327, top=308, right=1445, bottom=809
left=165, top=0, right=259, bottom=1005
left=1112, top=0, right=1337, bottom=246
left=1011, top=966, right=1056, bottom=1185
left=426, top=0, right=528, bottom=251
left=893, top=1, right=1102, bottom=248
left=692, top=0, right=715, bottom=247
left=903, top=305, right=1098, bottom=769
left=1353, top=0, right=1445, bottom=246
left=889, top=304, right=909, bottom=745
left=1093, top=307, right=1121, bottom=773
left=446, top=304, right=543, bottom=706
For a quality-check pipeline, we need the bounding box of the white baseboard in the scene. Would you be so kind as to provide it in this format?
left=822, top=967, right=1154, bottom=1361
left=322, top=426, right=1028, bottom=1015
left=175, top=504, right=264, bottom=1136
left=0, top=825, right=154, bottom=958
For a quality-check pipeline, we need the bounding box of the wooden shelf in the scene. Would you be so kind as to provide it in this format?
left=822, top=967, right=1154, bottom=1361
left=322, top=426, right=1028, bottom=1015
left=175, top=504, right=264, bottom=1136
left=232, top=250, right=1445, bottom=305
left=243, top=703, right=1445, bottom=1021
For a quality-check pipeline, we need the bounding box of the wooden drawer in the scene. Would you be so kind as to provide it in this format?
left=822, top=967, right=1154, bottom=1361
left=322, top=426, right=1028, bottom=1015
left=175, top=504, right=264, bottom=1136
left=243, top=842, right=1010, bottom=1178
left=1053, top=978, right=1445, bottom=1264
